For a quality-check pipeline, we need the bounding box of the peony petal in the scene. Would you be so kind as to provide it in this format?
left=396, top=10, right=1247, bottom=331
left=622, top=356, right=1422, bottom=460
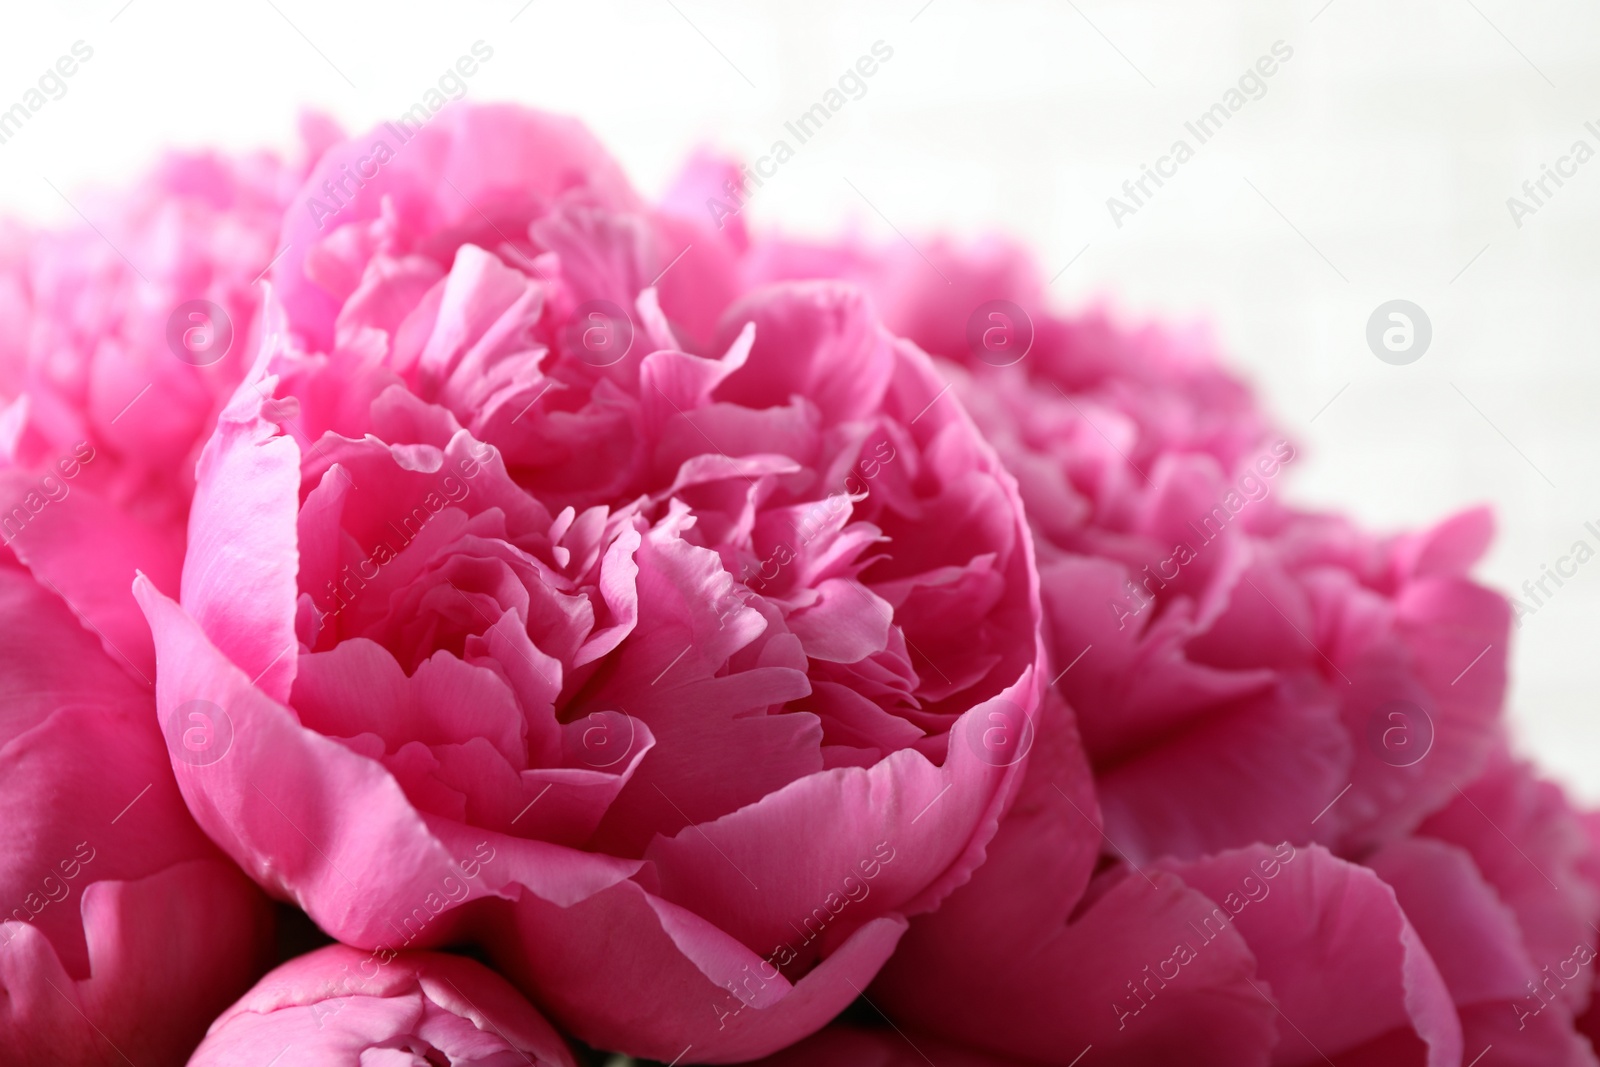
left=1162, top=844, right=1462, bottom=1065
left=0, top=472, right=181, bottom=683
left=182, top=348, right=303, bottom=702
left=1368, top=836, right=1600, bottom=1067
left=194, top=944, right=575, bottom=1067
left=499, top=876, right=907, bottom=1063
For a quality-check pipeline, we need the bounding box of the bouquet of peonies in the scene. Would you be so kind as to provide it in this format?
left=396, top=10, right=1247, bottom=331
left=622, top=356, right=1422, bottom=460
left=1, top=104, right=1595, bottom=1067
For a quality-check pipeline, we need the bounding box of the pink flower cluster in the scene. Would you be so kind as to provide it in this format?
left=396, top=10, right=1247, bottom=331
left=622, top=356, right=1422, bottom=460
left=0, top=104, right=1594, bottom=1066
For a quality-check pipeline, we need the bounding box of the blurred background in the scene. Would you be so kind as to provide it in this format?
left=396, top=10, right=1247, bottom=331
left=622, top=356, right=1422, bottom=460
left=3, top=0, right=1596, bottom=796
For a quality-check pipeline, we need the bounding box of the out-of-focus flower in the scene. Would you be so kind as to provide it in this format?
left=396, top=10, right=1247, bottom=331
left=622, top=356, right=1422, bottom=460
left=728, top=219, right=1590, bottom=1066
left=0, top=127, right=328, bottom=678
left=737, top=227, right=1509, bottom=862
left=869, top=693, right=1462, bottom=1065
left=189, top=944, right=575, bottom=1067
left=0, top=561, right=273, bottom=1066
left=1370, top=748, right=1600, bottom=1066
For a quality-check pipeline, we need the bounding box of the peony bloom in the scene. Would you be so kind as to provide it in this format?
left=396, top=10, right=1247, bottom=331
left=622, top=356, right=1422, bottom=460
left=740, top=224, right=1596, bottom=1063
left=138, top=105, right=1046, bottom=1062
left=1370, top=747, right=1600, bottom=1065
left=0, top=561, right=273, bottom=1065
left=867, top=692, right=1463, bottom=1065
left=0, top=130, right=325, bottom=679
left=189, top=945, right=575, bottom=1066
left=738, top=228, right=1511, bottom=863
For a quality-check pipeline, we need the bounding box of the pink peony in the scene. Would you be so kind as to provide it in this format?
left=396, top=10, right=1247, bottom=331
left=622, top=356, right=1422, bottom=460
left=737, top=227, right=1511, bottom=862
left=0, top=130, right=327, bottom=679
left=1371, top=748, right=1600, bottom=1065
left=137, top=105, right=1046, bottom=1062
left=736, top=224, right=1597, bottom=1063
left=189, top=944, right=575, bottom=1066
left=868, top=693, right=1463, bottom=1064
left=0, top=561, right=273, bottom=1065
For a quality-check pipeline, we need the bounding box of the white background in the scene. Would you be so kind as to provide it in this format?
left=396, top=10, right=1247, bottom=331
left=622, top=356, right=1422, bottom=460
left=3, top=1, right=1597, bottom=797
